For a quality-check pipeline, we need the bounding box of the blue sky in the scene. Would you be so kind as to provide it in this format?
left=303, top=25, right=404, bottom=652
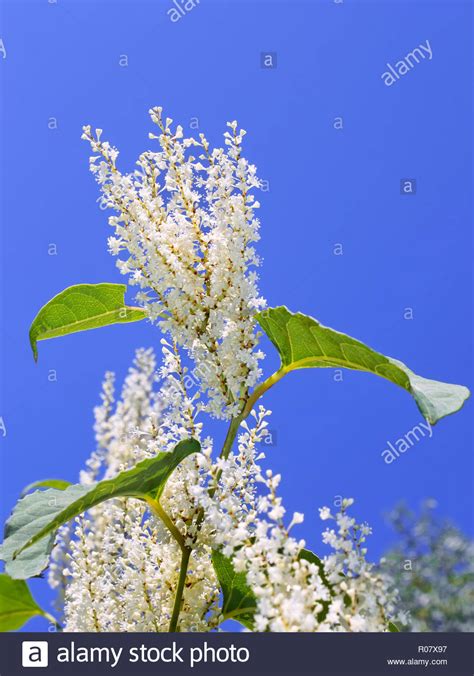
left=1, top=0, right=472, bottom=629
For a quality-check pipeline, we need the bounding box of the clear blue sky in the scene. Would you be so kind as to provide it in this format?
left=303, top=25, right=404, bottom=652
left=1, top=0, right=472, bottom=629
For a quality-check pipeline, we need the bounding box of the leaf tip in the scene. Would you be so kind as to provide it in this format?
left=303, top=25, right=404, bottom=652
left=29, top=332, right=39, bottom=362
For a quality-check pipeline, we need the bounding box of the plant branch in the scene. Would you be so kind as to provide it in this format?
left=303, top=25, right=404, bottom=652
left=42, top=611, right=62, bottom=631
left=146, top=498, right=192, bottom=632
left=169, top=546, right=191, bottom=632
left=169, top=414, right=242, bottom=631
left=221, top=415, right=242, bottom=459
left=164, top=373, right=284, bottom=633
left=146, top=497, right=186, bottom=553
left=240, top=368, right=285, bottom=420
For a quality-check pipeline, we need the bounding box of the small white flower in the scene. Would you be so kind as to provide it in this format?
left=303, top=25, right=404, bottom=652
left=319, top=506, right=332, bottom=521
left=288, top=512, right=305, bottom=530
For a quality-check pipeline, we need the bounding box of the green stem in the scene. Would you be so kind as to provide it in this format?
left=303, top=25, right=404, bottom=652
left=146, top=498, right=186, bottom=552
left=209, top=415, right=242, bottom=497
left=240, top=368, right=286, bottom=420
left=221, top=415, right=242, bottom=459
left=165, top=372, right=283, bottom=633
left=169, top=415, right=243, bottom=631
left=169, top=547, right=191, bottom=632
left=42, top=612, right=61, bottom=631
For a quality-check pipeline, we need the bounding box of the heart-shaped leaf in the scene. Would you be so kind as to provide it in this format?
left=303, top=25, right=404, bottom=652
left=0, top=439, right=200, bottom=579
left=29, top=283, right=147, bottom=361
left=0, top=574, right=49, bottom=631
left=257, top=307, right=470, bottom=425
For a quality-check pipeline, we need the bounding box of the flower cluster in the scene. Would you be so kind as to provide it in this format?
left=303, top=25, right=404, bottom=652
left=82, top=111, right=266, bottom=419
left=317, top=501, right=401, bottom=631
left=49, top=348, right=219, bottom=632
left=48, top=109, right=402, bottom=634
left=50, top=349, right=400, bottom=633
left=196, top=410, right=400, bottom=632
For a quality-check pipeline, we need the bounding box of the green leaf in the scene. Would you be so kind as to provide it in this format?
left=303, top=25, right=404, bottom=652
left=298, top=548, right=330, bottom=587
left=212, top=548, right=334, bottom=629
left=29, top=283, right=147, bottom=361
left=0, top=439, right=200, bottom=579
left=388, top=621, right=400, bottom=632
left=298, top=548, right=332, bottom=622
left=0, top=574, right=48, bottom=631
left=212, top=550, right=257, bottom=630
left=21, top=479, right=71, bottom=497
left=257, top=306, right=470, bottom=425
